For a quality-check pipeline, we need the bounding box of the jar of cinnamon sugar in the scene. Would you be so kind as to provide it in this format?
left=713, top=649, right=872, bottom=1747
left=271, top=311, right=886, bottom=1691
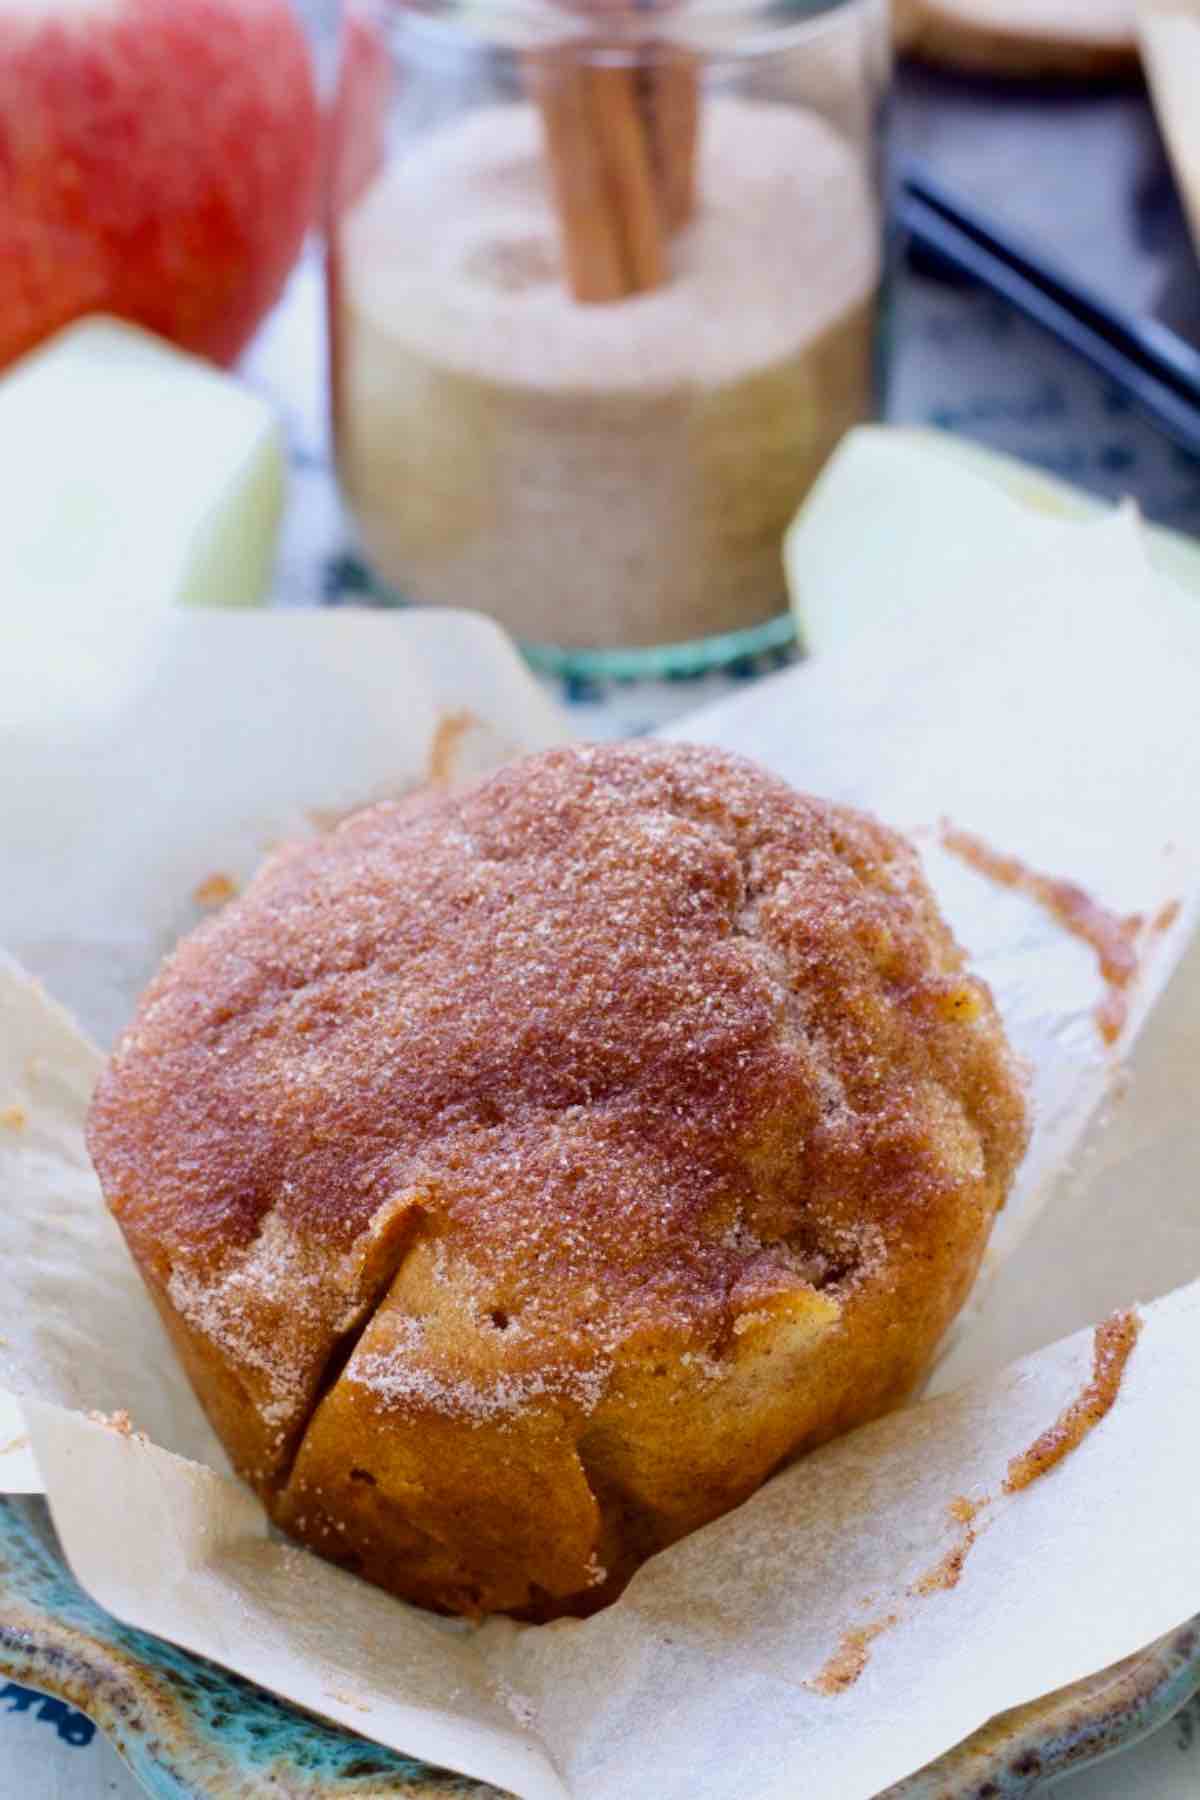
left=328, top=0, right=888, bottom=675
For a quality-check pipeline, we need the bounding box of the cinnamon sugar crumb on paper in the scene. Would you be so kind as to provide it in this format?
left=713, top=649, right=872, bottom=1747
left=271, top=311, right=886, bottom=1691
left=494, top=1678, right=538, bottom=1731
left=324, top=1688, right=372, bottom=1714
left=1153, top=897, right=1182, bottom=933
left=806, top=1613, right=900, bottom=1696
left=939, top=820, right=1149, bottom=1046
left=0, top=1436, right=30, bottom=1457
left=1004, top=1309, right=1141, bottom=1495
left=86, top=1409, right=145, bottom=1442
left=427, top=709, right=477, bottom=789
left=910, top=1544, right=969, bottom=1598
left=910, top=1494, right=991, bottom=1599
left=192, top=872, right=238, bottom=909
left=949, top=1494, right=986, bottom=1527
left=0, top=1104, right=26, bottom=1131
left=812, top=1309, right=1142, bottom=1700
left=813, top=1495, right=993, bottom=1696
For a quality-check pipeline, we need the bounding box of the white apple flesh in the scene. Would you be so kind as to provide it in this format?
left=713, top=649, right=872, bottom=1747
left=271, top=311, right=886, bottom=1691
left=0, top=316, right=286, bottom=735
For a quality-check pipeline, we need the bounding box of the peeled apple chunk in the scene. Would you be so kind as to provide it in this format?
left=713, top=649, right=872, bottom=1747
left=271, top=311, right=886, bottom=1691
left=1139, top=4, right=1200, bottom=263
left=785, top=425, right=1200, bottom=657
left=0, top=317, right=285, bottom=735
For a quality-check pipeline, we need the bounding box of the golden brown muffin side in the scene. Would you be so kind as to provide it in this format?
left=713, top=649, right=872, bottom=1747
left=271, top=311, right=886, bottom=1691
left=88, top=742, right=1028, bottom=1615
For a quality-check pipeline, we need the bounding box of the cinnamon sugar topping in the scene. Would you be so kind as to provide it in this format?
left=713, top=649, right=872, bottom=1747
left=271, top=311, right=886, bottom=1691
left=96, top=746, right=1026, bottom=1406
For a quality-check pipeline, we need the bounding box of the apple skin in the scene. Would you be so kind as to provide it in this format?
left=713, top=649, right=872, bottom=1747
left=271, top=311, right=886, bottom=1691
left=0, top=0, right=320, bottom=369
left=328, top=7, right=393, bottom=218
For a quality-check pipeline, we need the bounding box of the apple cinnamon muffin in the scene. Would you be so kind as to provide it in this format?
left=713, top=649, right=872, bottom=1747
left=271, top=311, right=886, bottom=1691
left=88, top=742, right=1027, bottom=1618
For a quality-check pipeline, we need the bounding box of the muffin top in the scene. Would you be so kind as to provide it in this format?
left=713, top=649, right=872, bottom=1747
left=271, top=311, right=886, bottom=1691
left=88, top=742, right=1028, bottom=1492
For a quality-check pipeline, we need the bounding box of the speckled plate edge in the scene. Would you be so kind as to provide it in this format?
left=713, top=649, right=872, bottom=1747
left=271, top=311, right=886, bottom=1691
left=2, top=1495, right=1197, bottom=1800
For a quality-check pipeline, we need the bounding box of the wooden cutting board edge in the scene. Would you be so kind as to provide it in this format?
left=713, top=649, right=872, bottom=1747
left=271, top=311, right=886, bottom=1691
left=893, top=0, right=1141, bottom=79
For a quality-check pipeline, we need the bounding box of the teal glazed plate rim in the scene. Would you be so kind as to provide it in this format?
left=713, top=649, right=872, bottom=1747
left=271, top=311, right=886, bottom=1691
left=1, top=1493, right=1197, bottom=1799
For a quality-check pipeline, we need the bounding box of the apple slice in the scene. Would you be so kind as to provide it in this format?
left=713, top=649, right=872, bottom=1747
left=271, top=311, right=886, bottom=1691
left=0, top=315, right=285, bottom=735
left=784, top=424, right=1200, bottom=656
left=1139, top=2, right=1200, bottom=262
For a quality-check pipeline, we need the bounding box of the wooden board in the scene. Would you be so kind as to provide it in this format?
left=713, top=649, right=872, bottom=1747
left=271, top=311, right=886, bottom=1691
left=893, top=0, right=1140, bottom=78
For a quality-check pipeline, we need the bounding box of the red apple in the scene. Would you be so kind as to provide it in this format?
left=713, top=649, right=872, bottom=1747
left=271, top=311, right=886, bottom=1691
left=0, top=0, right=320, bottom=370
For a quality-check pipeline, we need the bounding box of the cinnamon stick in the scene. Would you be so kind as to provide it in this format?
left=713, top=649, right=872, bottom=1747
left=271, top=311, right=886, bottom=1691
left=532, top=57, right=630, bottom=304
left=640, top=46, right=700, bottom=234
left=529, top=40, right=700, bottom=305
left=585, top=61, right=666, bottom=295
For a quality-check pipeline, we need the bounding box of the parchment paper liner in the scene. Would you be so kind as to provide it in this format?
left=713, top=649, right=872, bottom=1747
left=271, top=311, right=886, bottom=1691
left=3, top=463, right=1200, bottom=1799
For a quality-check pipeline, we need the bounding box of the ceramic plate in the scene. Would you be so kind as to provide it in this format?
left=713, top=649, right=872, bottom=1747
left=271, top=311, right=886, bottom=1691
left=1, top=1494, right=1197, bottom=1799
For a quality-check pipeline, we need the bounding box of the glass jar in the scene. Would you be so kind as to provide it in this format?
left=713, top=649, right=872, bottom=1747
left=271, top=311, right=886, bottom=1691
left=328, top=0, right=889, bottom=676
